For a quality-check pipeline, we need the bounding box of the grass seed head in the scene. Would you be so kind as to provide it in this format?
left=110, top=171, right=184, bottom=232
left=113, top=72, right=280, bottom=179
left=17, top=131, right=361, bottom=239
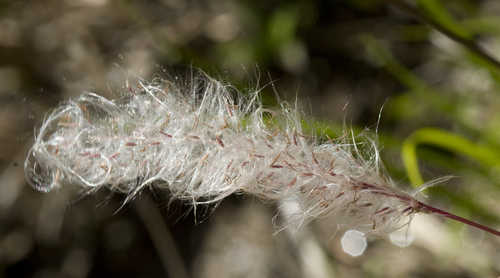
left=26, top=71, right=499, bottom=239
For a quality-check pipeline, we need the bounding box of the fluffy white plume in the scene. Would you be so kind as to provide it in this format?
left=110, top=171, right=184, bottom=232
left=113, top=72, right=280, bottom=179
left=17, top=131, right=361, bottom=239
left=25, top=72, right=423, bottom=235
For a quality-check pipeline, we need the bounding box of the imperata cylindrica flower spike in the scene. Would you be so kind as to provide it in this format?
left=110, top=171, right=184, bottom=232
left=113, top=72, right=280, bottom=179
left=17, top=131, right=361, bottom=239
left=24, top=71, right=500, bottom=238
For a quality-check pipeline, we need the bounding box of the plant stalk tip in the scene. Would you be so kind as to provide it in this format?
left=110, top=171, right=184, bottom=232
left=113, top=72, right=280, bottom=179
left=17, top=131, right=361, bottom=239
left=418, top=201, right=500, bottom=237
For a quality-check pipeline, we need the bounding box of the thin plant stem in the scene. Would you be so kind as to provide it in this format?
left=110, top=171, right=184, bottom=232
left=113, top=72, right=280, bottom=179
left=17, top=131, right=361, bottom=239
left=390, top=0, right=500, bottom=70
left=371, top=185, right=500, bottom=237
left=417, top=201, right=500, bottom=237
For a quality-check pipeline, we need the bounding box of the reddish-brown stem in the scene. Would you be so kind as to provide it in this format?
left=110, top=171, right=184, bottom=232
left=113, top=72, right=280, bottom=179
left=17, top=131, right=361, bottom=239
left=417, top=201, right=500, bottom=237
left=364, top=181, right=500, bottom=237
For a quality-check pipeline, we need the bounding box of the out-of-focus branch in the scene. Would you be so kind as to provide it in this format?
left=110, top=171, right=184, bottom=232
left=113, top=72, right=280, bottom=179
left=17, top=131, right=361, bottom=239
left=134, top=194, right=190, bottom=278
left=390, top=0, right=500, bottom=70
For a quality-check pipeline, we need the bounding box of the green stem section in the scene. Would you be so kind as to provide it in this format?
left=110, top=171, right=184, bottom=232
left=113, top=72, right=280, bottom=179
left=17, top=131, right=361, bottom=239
left=402, top=128, right=500, bottom=186
left=392, top=0, right=500, bottom=76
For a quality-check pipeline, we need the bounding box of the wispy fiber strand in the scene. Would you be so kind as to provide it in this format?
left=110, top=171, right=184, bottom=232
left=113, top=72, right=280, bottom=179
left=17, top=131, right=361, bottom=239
left=24, top=72, right=500, bottom=237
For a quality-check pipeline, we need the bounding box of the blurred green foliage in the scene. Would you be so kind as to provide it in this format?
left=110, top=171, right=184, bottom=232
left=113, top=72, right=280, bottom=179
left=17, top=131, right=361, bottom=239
left=355, top=1, right=500, bottom=227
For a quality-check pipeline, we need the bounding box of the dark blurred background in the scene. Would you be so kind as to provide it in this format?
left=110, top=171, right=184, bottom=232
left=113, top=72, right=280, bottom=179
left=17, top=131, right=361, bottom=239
left=1, top=0, right=500, bottom=277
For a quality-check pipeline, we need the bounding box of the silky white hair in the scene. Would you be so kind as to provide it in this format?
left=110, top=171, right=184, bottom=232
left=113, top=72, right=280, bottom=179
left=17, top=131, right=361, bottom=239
left=25, top=72, right=420, bottom=236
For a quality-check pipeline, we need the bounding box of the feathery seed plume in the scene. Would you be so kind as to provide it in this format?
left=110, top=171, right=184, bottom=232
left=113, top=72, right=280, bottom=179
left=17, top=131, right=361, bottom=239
left=24, top=71, right=500, bottom=238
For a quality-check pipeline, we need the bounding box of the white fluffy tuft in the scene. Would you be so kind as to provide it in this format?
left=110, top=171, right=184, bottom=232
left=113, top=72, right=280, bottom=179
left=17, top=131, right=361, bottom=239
left=25, top=72, right=420, bottom=235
